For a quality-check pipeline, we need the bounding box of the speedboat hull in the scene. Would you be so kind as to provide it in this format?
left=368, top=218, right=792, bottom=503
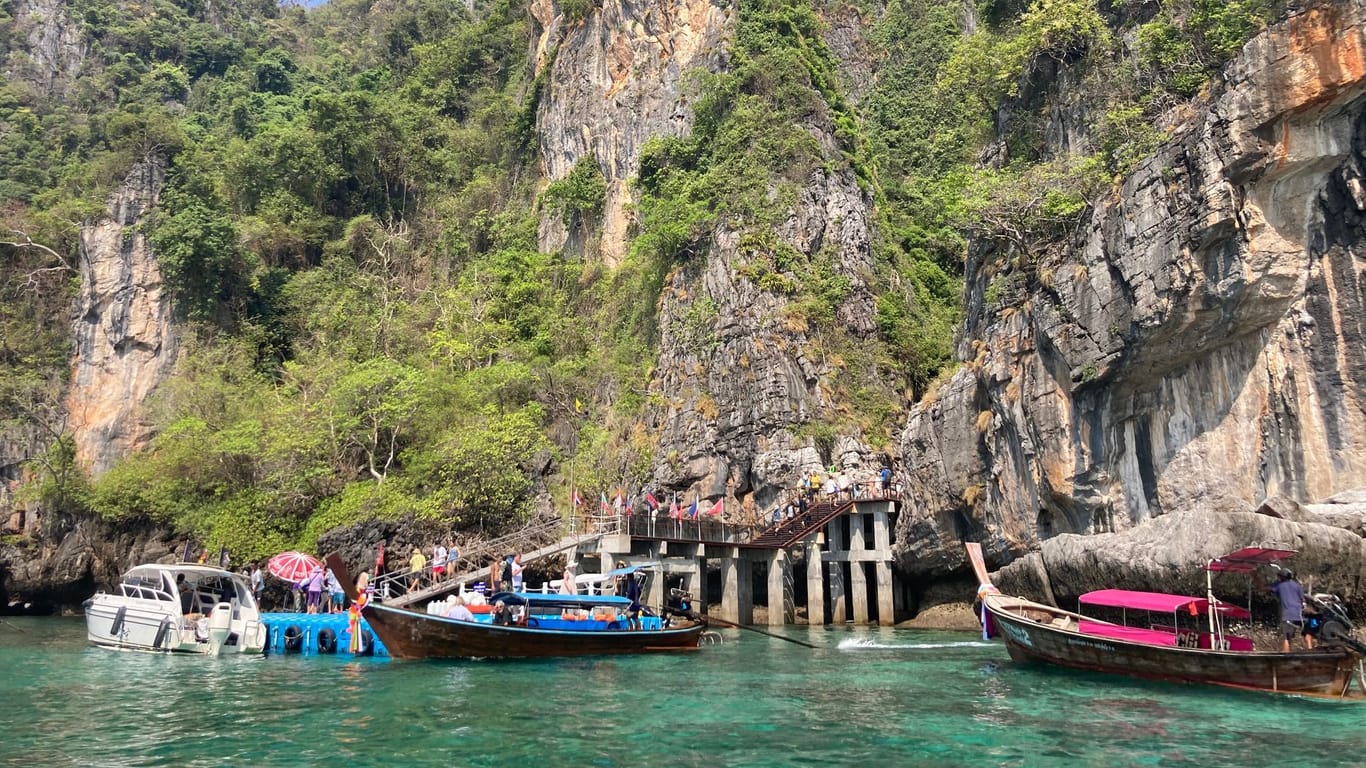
left=84, top=564, right=267, bottom=655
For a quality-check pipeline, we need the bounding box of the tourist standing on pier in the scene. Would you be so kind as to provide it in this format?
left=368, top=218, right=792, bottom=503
left=305, top=565, right=324, bottom=614
left=446, top=541, right=460, bottom=581
left=326, top=567, right=344, bottom=613
left=408, top=547, right=426, bottom=591
left=432, top=543, right=447, bottom=582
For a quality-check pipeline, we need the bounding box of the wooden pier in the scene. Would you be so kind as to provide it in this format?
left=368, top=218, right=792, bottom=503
left=381, top=496, right=903, bottom=627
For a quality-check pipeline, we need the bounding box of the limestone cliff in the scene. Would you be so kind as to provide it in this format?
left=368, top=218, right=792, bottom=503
left=645, top=163, right=882, bottom=519
left=899, top=3, right=1366, bottom=578
left=4, top=0, right=87, bottom=95
left=531, top=0, right=732, bottom=264
left=535, top=0, right=887, bottom=518
left=67, top=158, right=180, bottom=476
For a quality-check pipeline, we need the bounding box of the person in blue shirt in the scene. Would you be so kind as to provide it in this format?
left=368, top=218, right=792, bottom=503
left=1269, top=568, right=1314, bottom=652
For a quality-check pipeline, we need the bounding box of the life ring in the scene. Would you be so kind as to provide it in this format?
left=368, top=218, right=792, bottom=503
left=283, top=625, right=304, bottom=653
left=317, top=628, right=337, bottom=654
left=110, top=606, right=126, bottom=636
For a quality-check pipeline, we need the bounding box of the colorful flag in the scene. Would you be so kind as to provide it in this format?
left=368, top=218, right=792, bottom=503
left=686, top=498, right=698, bottom=518
left=705, top=498, right=723, bottom=516
left=645, top=491, right=659, bottom=510
left=572, top=489, right=584, bottom=507
left=625, top=497, right=633, bottom=516
left=669, top=496, right=681, bottom=519
left=600, top=492, right=610, bottom=513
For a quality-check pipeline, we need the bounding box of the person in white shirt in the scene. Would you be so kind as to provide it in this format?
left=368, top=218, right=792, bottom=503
left=432, top=543, right=448, bottom=582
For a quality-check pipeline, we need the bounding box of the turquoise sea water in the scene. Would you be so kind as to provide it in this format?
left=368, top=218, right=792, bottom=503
left=3, top=617, right=1365, bottom=767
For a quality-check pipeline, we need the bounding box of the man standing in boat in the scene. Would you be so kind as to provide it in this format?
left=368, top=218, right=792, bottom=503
left=624, top=570, right=643, bottom=630
left=1269, top=568, right=1315, bottom=652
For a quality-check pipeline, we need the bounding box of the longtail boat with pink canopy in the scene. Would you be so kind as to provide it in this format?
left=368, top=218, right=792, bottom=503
left=967, top=543, right=1366, bottom=699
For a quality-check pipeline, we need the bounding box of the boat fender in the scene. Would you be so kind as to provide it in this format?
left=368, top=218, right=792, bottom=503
left=153, top=618, right=171, bottom=649
left=317, top=628, right=337, bottom=654
left=110, top=606, right=127, bottom=636
left=606, top=620, right=622, bottom=630
left=526, top=617, right=539, bottom=628
left=356, top=629, right=374, bottom=656
left=283, top=625, right=304, bottom=653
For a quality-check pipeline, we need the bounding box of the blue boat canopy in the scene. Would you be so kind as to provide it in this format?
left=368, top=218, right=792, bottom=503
left=488, top=592, right=631, bottom=608
left=603, top=562, right=661, bottom=577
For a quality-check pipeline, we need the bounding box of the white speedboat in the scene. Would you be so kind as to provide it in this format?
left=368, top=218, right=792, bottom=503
left=84, top=563, right=267, bottom=655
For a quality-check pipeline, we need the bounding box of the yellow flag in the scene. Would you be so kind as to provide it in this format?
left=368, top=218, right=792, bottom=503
left=574, top=398, right=582, bottom=412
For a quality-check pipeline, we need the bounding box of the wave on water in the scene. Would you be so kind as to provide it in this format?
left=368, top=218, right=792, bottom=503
left=837, top=637, right=995, bottom=650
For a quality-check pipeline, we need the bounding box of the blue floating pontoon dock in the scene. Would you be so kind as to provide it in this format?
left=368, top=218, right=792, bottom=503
left=261, top=612, right=391, bottom=657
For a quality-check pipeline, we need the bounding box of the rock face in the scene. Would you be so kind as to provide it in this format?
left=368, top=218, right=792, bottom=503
left=898, top=3, right=1366, bottom=578
left=4, top=0, right=88, bottom=95
left=530, top=0, right=732, bottom=265
left=645, top=164, right=882, bottom=519
left=67, top=158, right=181, bottom=475
left=0, top=159, right=181, bottom=611
left=536, top=0, right=887, bottom=516
left=0, top=516, right=185, bottom=614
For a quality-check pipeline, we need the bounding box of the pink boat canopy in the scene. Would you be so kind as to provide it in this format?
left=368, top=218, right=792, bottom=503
left=1079, top=589, right=1252, bottom=619
left=1204, top=546, right=1297, bottom=573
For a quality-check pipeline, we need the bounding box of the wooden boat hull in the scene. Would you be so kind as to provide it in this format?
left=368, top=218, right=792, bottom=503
left=985, top=594, right=1360, bottom=696
left=363, top=602, right=706, bottom=660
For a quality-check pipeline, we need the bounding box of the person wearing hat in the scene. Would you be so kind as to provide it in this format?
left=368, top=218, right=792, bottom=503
left=1269, top=567, right=1314, bottom=652
left=408, top=547, right=427, bottom=592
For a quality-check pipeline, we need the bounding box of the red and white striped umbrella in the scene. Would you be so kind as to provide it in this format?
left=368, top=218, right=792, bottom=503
left=267, top=551, right=322, bottom=583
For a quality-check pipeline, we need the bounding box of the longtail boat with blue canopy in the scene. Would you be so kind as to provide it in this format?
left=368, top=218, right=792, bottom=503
left=966, top=543, right=1366, bottom=699
left=326, top=554, right=708, bottom=660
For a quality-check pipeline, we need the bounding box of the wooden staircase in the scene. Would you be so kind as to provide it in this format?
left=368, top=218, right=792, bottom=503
left=375, top=518, right=602, bottom=608
left=744, top=499, right=849, bottom=549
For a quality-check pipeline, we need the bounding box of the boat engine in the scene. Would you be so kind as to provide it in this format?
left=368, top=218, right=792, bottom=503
left=1306, top=593, right=1366, bottom=656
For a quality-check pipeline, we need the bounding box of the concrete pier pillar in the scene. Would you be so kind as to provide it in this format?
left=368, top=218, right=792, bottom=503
left=692, top=553, right=709, bottom=615
left=805, top=540, right=824, bottom=625
left=827, top=517, right=846, bottom=624
left=767, top=549, right=793, bottom=626
left=849, top=512, right=868, bottom=624
left=719, top=549, right=753, bottom=624
left=876, top=561, right=895, bottom=626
